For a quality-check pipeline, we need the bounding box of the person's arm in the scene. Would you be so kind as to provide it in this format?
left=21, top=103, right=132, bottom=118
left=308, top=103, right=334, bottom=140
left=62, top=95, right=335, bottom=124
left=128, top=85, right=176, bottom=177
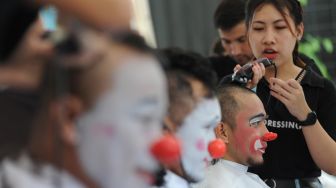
left=35, top=0, right=132, bottom=30
left=0, top=19, right=54, bottom=89
left=301, top=121, right=336, bottom=175
left=269, top=78, right=336, bottom=175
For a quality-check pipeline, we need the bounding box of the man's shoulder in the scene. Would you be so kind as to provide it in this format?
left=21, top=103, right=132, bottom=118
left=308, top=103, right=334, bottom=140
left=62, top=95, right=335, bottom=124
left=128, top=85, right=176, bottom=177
left=196, top=161, right=242, bottom=188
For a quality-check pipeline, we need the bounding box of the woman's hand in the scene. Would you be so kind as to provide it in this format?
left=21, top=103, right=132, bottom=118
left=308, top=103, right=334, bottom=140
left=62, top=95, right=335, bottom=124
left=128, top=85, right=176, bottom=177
left=269, top=78, right=311, bottom=120
left=233, top=60, right=265, bottom=89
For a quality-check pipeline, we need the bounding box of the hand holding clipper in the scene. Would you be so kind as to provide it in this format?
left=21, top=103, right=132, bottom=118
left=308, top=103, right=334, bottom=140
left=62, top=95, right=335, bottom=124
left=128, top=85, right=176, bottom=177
left=232, top=58, right=274, bottom=86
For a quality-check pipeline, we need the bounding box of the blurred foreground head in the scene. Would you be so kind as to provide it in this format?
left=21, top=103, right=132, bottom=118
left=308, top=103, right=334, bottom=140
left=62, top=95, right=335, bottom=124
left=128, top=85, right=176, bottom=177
left=0, top=0, right=133, bottom=90
left=30, top=31, right=168, bottom=188
left=0, top=0, right=133, bottom=62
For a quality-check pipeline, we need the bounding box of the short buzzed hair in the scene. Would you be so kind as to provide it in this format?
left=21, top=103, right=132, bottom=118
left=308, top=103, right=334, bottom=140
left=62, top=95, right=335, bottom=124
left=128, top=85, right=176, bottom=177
left=217, top=84, right=255, bottom=129
left=214, top=0, right=246, bottom=31
left=160, top=48, right=218, bottom=98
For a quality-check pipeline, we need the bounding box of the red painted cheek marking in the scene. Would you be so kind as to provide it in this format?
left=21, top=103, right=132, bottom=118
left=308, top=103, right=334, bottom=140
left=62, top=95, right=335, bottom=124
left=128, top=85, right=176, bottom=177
left=234, top=112, right=260, bottom=155
left=92, top=123, right=116, bottom=137
left=234, top=127, right=255, bottom=155
left=196, top=138, right=206, bottom=151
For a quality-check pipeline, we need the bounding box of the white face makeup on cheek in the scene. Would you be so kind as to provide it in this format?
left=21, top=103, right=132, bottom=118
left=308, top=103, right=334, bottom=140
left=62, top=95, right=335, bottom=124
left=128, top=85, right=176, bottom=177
left=76, top=57, right=168, bottom=188
left=250, top=136, right=267, bottom=154
left=176, top=97, right=221, bottom=182
left=248, top=115, right=268, bottom=155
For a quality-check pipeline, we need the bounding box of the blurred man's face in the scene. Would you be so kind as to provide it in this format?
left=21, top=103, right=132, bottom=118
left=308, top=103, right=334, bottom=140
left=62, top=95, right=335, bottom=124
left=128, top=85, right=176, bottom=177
left=218, top=22, right=254, bottom=65
left=176, top=97, right=221, bottom=182
left=227, top=94, right=269, bottom=166
left=76, top=45, right=168, bottom=188
left=188, top=78, right=208, bottom=102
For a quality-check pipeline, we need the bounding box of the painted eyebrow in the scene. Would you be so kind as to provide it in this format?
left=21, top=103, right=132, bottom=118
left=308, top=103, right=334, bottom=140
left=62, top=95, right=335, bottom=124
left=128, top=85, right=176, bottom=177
left=249, top=113, right=266, bottom=120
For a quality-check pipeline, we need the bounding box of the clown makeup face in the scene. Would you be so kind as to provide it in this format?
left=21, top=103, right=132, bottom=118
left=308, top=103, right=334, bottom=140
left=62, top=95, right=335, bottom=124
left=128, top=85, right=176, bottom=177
left=176, top=97, right=221, bottom=182
left=229, top=95, right=269, bottom=166
left=76, top=56, right=168, bottom=188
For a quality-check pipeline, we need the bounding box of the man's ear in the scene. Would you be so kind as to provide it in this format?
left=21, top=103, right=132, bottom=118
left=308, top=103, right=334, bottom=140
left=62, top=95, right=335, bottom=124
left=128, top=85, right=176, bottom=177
left=49, top=95, right=83, bottom=146
left=163, top=116, right=177, bottom=134
left=215, top=122, right=230, bottom=144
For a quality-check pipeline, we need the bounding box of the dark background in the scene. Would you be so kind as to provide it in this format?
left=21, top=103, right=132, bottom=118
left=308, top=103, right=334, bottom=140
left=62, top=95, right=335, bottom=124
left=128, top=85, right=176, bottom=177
left=149, top=0, right=336, bottom=82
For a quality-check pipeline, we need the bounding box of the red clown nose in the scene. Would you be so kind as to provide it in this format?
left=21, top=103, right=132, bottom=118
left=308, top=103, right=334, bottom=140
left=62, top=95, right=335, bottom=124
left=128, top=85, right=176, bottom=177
left=150, top=134, right=181, bottom=165
left=208, top=139, right=227, bottom=159
left=262, top=132, right=278, bottom=142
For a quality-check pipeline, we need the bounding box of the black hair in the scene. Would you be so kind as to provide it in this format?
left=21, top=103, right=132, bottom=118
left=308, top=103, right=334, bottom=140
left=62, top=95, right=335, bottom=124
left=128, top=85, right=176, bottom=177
left=113, top=32, right=170, bottom=71
left=159, top=48, right=218, bottom=97
left=210, top=38, right=225, bottom=56
left=217, top=84, right=255, bottom=129
left=39, top=30, right=161, bottom=106
left=112, top=31, right=153, bottom=53
left=0, top=0, right=39, bottom=61
left=214, top=0, right=246, bottom=31
left=245, top=0, right=304, bottom=66
left=166, top=71, right=194, bottom=126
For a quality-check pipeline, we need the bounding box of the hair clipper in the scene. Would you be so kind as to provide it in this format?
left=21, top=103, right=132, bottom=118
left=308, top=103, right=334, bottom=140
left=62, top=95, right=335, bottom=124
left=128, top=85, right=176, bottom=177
left=232, top=58, right=274, bottom=86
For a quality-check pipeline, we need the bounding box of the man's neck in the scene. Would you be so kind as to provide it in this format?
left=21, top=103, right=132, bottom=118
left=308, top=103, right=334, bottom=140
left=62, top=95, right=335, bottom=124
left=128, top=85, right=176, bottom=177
left=29, top=144, right=98, bottom=188
left=265, top=60, right=302, bottom=81
left=166, top=162, right=185, bottom=179
left=222, top=154, right=240, bottom=164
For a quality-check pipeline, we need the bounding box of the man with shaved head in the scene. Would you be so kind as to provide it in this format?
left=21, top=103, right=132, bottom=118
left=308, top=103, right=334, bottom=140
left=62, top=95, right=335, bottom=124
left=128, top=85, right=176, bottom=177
left=197, top=84, right=275, bottom=188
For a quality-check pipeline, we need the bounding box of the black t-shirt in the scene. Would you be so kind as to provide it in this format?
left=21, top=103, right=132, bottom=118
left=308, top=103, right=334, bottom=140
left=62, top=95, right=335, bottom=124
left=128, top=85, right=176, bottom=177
left=0, top=89, right=40, bottom=159
left=249, top=67, right=336, bottom=179
left=0, top=0, right=39, bottom=61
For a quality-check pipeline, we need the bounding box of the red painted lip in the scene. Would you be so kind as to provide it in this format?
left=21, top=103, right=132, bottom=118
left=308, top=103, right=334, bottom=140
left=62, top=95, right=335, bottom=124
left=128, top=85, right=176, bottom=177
left=263, top=53, right=277, bottom=60
left=256, top=143, right=267, bottom=154
left=136, top=168, right=155, bottom=185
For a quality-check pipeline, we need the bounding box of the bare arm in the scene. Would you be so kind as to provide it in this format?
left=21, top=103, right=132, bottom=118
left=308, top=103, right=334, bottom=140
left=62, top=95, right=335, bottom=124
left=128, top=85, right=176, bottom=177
left=270, top=78, right=336, bottom=175
left=301, top=121, right=336, bottom=175
left=35, top=0, right=132, bottom=30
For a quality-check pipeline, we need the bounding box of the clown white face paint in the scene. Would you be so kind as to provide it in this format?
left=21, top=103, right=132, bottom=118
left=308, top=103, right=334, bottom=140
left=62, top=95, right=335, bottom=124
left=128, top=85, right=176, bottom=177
left=76, top=56, right=168, bottom=188
left=249, top=115, right=268, bottom=154
left=176, top=98, right=221, bottom=182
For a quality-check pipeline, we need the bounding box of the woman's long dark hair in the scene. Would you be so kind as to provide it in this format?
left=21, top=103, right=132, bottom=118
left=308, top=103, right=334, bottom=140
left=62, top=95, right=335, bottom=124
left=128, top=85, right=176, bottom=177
left=245, top=0, right=305, bottom=67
